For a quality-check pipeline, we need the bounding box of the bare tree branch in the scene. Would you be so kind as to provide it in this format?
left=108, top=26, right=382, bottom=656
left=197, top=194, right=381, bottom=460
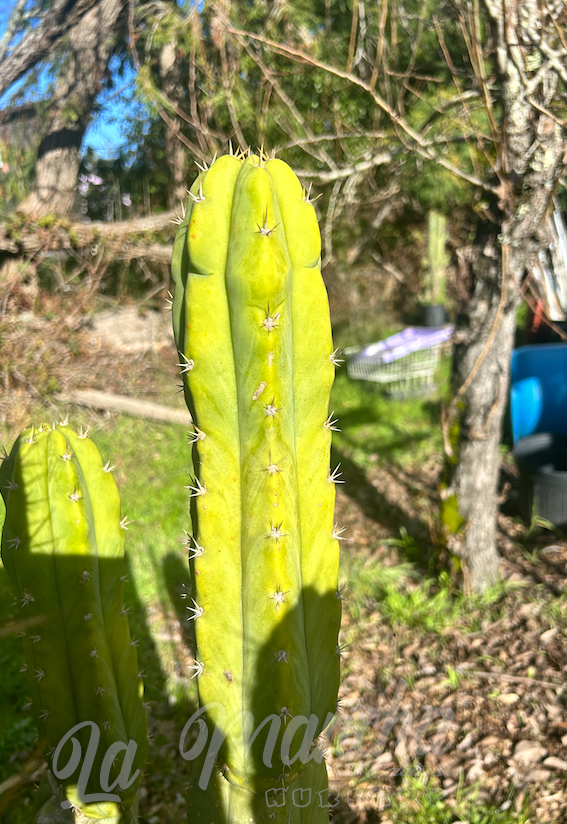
left=226, top=24, right=501, bottom=196
left=293, top=151, right=393, bottom=182
left=0, top=0, right=99, bottom=98
left=127, top=0, right=209, bottom=163
left=238, top=37, right=338, bottom=170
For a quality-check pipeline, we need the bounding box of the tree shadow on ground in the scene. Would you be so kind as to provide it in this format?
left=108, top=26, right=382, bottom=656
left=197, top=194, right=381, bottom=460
left=331, top=445, right=432, bottom=561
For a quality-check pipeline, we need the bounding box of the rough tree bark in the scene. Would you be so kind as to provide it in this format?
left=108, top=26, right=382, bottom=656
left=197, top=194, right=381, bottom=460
left=443, top=0, right=566, bottom=594
left=159, top=38, right=188, bottom=210
left=0, top=0, right=99, bottom=97
left=18, top=0, right=125, bottom=218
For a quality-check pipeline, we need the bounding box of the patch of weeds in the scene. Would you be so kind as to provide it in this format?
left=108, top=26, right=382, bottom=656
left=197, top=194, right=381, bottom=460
left=384, top=768, right=533, bottom=823
left=380, top=577, right=462, bottom=632
left=525, top=512, right=561, bottom=538
left=382, top=526, right=421, bottom=561
left=343, top=555, right=418, bottom=622
left=477, top=654, right=507, bottom=670
left=488, top=688, right=503, bottom=700
left=345, top=551, right=512, bottom=635
left=542, top=592, right=567, bottom=626
left=383, top=526, right=440, bottom=575
left=345, top=555, right=463, bottom=633
left=441, top=664, right=464, bottom=691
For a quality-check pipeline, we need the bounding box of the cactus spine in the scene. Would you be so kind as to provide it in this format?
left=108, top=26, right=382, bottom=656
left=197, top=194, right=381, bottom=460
left=172, top=152, right=342, bottom=822
left=0, top=424, right=147, bottom=823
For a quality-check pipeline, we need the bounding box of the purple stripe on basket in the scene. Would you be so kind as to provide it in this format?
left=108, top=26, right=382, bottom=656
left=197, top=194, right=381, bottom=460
left=353, top=326, right=453, bottom=364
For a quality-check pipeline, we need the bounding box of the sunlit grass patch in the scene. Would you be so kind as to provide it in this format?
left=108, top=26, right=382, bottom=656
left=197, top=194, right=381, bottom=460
left=343, top=544, right=514, bottom=635
left=383, top=768, right=532, bottom=823
left=329, top=354, right=451, bottom=471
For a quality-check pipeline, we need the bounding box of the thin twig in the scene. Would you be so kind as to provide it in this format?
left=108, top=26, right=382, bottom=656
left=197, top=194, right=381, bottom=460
left=458, top=669, right=564, bottom=691
left=127, top=0, right=207, bottom=162
left=226, top=24, right=501, bottom=195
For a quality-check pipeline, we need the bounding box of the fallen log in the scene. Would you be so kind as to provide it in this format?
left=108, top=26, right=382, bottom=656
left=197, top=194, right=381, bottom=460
left=0, top=212, right=176, bottom=262
left=56, top=388, right=191, bottom=425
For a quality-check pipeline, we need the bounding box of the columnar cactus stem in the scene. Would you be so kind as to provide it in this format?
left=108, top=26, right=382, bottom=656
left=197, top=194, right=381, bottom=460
left=172, top=153, right=342, bottom=822
left=0, top=424, right=147, bottom=822
left=425, top=209, right=448, bottom=305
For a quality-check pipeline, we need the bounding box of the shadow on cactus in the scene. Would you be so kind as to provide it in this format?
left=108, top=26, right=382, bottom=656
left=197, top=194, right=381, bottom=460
left=180, top=587, right=340, bottom=824
left=170, top=149, right=343, bottom=822
left=0, top=149, right=343, bottom=823
left=0, top=424, right=148, bottom=823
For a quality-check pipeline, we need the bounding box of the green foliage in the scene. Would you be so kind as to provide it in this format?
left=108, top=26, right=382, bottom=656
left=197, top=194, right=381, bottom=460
left=329, top=361, right=449, bottom=472
left=385, top=768, right=532, bottom=823
left=0, top=139, right=37, bottom=209
left=91, top=417, right=196, bottom=706
left=441, top=492, right=466, bottom=534
left=346, top=546, right=510, bottom=632
left=127, top=0, right=494, bottom=229
left=37, top=214, right=56, bottom=229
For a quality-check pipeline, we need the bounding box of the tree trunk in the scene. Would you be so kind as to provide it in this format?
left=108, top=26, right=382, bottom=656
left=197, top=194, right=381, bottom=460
left=443, top=224, right=520, bottom=594
left=159, top=39, right=187, bottom=210
left=18, top=0, right=124, bottom=218
left=0, top=0, right=99, bottom=97
left=443, top=0, right=566, bottom=594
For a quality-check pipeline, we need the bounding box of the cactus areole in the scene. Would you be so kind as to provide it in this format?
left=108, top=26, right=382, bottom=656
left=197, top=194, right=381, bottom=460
left=172, top=152, right=343, bottom=821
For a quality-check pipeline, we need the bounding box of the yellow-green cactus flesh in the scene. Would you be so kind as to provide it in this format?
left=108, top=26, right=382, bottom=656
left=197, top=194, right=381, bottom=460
left=172, top=153, right=342, bottom=823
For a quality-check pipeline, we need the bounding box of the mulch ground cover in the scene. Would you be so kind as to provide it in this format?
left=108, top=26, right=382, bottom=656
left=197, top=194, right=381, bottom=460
left=1, top=308, right=565, bottom=822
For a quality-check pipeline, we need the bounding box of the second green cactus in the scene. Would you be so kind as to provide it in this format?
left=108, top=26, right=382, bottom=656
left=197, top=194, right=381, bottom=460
left=0, top=424, right=147, bottom=822
left=172, top=151, right=343, bottom=821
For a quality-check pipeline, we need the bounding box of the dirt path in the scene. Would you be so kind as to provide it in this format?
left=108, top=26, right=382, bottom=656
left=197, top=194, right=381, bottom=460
left=87, top=306, right=175, bottom=353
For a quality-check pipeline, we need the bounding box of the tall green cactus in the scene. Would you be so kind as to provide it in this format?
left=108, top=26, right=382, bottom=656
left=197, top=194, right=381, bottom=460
left=424, top=209, right=448, bottom=305
left=171, top=151, right=343, bottom=822
left=0, top=423, right=148, bottom=823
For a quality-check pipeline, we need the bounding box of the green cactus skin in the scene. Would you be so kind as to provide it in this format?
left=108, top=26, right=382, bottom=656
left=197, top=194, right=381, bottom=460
left=425, top=209, right=448, bottom=305
left=0, top=423, right=148, bottom=822
left=172, top=151, right=342, bottom=822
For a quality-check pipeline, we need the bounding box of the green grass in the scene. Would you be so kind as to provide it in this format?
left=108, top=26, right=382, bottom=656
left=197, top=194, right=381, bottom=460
left=380, top=768, right=533, bottom=823
left=87, top=415, right=196, bottom=705
left=343, top=545, right=514, bottom=635
left=542, top=590, right=567, bottom=625
left=329, top=355, right=451, bottom=471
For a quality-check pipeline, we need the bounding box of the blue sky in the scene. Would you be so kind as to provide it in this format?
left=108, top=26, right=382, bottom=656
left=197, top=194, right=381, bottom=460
left=0, top=1, right=137, bottom=158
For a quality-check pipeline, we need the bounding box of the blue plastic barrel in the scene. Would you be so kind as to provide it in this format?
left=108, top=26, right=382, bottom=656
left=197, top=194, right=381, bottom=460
left=511, top=344, right=567, bottom=527
left=510, top=344, right=567, bottom=443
